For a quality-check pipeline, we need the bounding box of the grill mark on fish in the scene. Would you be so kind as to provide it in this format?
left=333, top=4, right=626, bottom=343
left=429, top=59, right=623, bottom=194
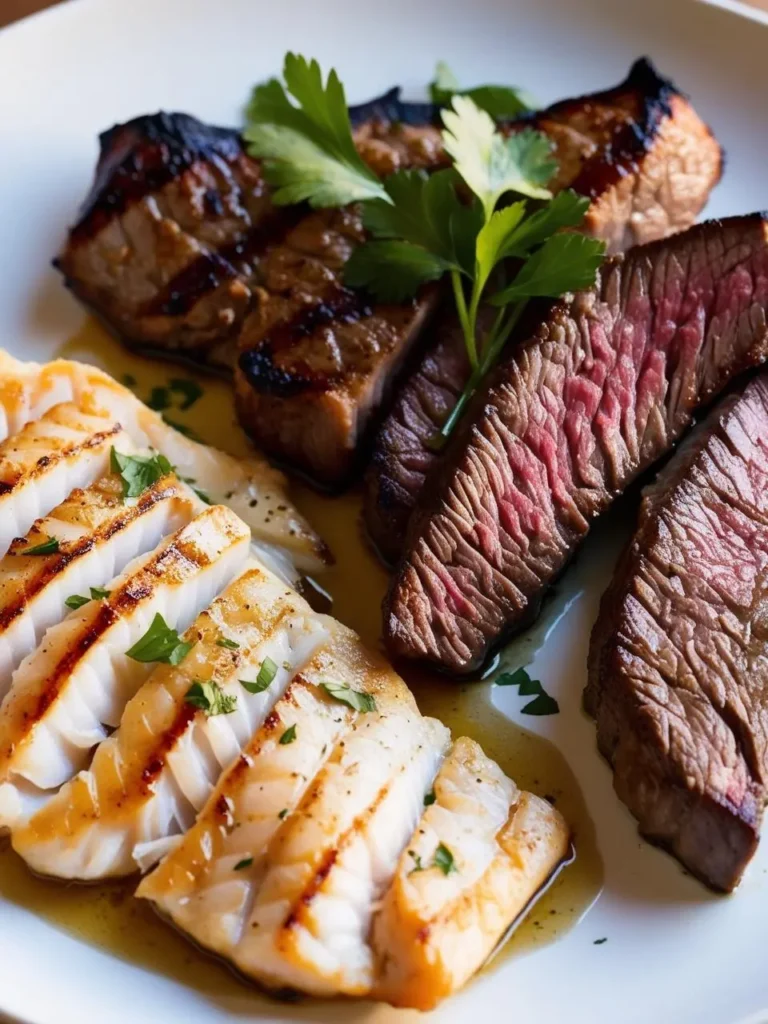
left=0, top=423, right=121, bottom=490
left=0, top=477, right=179, bottom=632
left=26, top=530, right=215, bottom=728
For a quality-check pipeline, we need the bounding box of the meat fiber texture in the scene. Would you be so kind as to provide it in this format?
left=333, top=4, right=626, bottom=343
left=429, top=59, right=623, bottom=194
left=365, top=56, right=724, bottom=563
left=386, top=214, right=768, bottom=675
left=585, top=373, right=768, bottom=891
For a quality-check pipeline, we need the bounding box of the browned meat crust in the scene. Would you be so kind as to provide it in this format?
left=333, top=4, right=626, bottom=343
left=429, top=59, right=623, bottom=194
left=364, top=58, right=724, bottom=564
left=384, top=215, right=768, bottom=676
left=585, top=375, right=768, bottom=891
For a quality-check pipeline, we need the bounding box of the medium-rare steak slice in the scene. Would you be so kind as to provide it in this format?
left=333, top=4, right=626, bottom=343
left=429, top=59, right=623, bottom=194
left=585, top=375, right=768, bottom=891
left=385, top=215, right=768, bottom=675
left=364, top=58, right=724, bottom=563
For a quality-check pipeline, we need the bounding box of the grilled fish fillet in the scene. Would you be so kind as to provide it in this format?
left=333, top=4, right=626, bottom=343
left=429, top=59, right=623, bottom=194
left=0, top=351, right=327, bottom=573
left=0, top=505, right=249, bottom=816
left=0, top=471, right=190, bottom=701
left=371, top=738, right=570, bottom=1010
left=0, top=401, right=127, bottom=559
left=137, top=624, right=568, bottom=1006
left=12, top=564, right=327, bottom=879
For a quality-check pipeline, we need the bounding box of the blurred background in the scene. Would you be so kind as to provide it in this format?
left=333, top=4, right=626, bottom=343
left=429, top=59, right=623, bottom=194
left=2, top=0, right=768, bottom=28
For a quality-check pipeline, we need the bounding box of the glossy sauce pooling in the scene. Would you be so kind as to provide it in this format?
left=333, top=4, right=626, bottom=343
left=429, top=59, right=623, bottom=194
left=0, top=318, right=602, bottom=999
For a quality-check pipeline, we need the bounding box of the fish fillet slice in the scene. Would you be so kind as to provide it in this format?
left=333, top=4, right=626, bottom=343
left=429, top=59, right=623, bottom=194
left=0, top=472, right=190, bottom=700
left=224, top=673, right=444, bottom=997
left=0, top=504, right=249, bottom=806
left=371, top=738, right=571, bottom=1011
left=137, top=625, right=368, bottom=955
left=0, top=400, right=128, bottom=559
left=12, top=564, right=327, bottom=879
left=138, top=625, right=427, bottom=984
left=0, top=352, right=328, bottom=572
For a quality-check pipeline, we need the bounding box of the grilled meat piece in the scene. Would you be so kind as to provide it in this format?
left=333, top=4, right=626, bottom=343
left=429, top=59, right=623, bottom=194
left=55, top=113, right=272, bottom=370
left=234, top=99, right=445, bottom=487
left=585, top=375, right=768, bottom=891
left=385, top=214, right=768, bottom=675
left=365, top=57, right=724, bottom=563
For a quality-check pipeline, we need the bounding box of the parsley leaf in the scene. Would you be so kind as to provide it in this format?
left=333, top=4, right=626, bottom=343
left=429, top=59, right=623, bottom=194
left=442, top=98, right=556, bottom=217
left=492, top=233, right=606, bottom=304
left=64, top=585, right=111, bottom=611
left=434, top=843, right=458, bottom=876
left=240, top=656, right=278, bottom=694
left=345, top=241, right=452, bottom=303
left=497, top=189, right=591, bottom=257
left=126, top=613, right=194, bottom=665
left=429, top=61, right=535, bottom=119
left=495, top=667, right=560, bottom=716
left=278, top=808, right=289, bottom=820
left=216, top=637, right=239, bottom=650
left=20, top=537, right=59, bottom=556
left=146, top=386, right=170, bottom=412
left=184, top=680, right=237, bottom=717
left=234, top=857, right=253, bottom=871
left=110, top=447, right=173, bottom=499
left=244, top=53, right=388, bottom=208
left=279, top=724, right=297, bottom=744
left=408, top=850, right=424, bottom=874
left=424, top=790, right=437, bottom=807
left=162, top=416, right=203, bottom=442
left=168, top=378, right=203, bottom=410
left=319, top=681, right=377, bottom=713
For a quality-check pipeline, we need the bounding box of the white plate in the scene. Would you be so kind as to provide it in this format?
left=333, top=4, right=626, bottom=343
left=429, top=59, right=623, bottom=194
left=1, top=0, right=767, bottom=1021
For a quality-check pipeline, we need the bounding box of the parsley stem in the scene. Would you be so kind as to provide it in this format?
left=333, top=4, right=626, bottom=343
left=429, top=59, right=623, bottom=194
left=451, top=270, right=477, bottom=371
left=436, top=299, right=529, bottom=445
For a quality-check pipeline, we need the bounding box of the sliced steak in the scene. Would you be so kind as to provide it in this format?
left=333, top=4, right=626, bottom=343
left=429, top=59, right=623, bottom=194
left=585, top=374, right=768, bottom=891
left=365, top=58, right=724, bottom=563
left=385, top=215, right=768, bottom=675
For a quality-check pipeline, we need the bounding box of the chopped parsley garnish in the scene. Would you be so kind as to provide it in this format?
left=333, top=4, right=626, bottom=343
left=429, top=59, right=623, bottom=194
left=428, top=60, right=536, bottom=118
left=65, top=586, right=112, bottom=611
left=594, top=937, right=608, bottom=945
left=169, top=378, right=203, bottom=410
left=146, top=386, right=170, bottom=412
left=20, top=537, right=59, bottom=556
left=244, top=54, right=604, bottom=443
left=121, top=373, right=137, bottom=388
left=240, top=656, right=278, bottom=694
left=110, top=447, right=173, bottom=499
left=279, top=724, right=297, bottom=745
left=408, top=850, right=424, bottom=874
left=319, top=680, right=377, bottom=713
left=434, top=843, right=457, bottom=876
left=423, top=790, right=436, bottom=807
left=126, top=613, right=194, bottom=665
left=495, top=667, right=559, bottom=716
left=184, top=680, right=238, bottom=717
left=162, top=416, right=203, bottom=442
left=233, top=856, right=254, bottom=871
left=216, top=637, right=240, bottom=650
left=278, top=808, right=289, bottom=820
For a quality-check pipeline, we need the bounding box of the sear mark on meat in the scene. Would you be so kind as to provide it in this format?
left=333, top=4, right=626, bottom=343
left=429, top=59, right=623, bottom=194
left=385, top=214, right=768, bottom=676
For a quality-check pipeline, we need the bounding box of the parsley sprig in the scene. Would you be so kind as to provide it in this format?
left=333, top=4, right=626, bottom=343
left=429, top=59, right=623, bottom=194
left=244, top=54, right=605, bottom=443
left=428, top=60, right=536, bottom=119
